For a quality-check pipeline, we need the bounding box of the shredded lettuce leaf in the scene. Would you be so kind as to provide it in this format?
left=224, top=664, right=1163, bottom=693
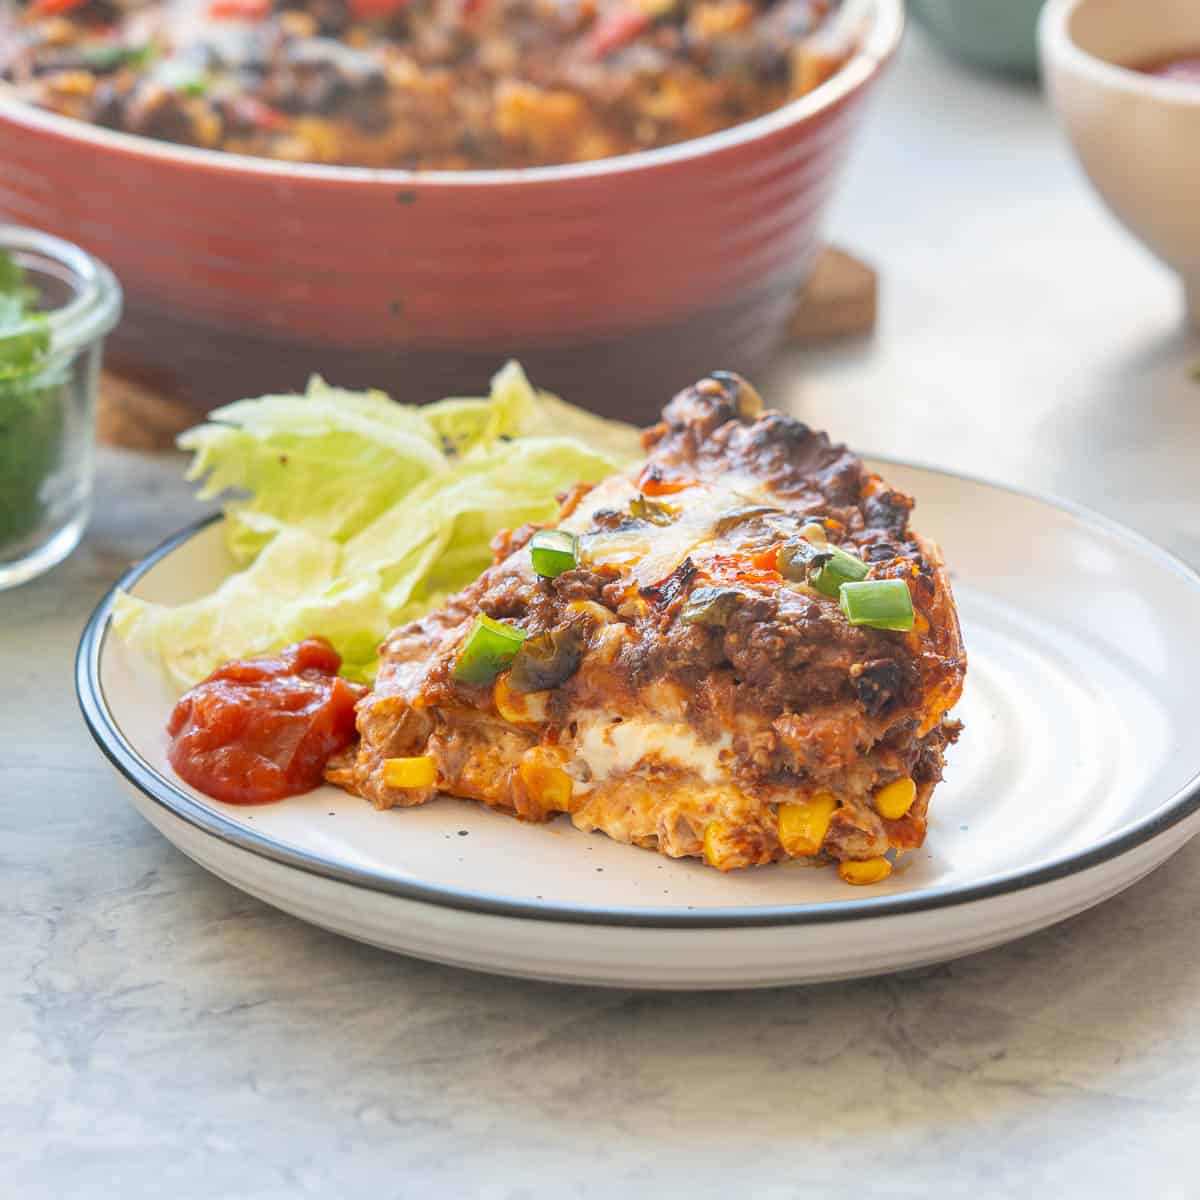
left=114, top=362, right=642, bottom=688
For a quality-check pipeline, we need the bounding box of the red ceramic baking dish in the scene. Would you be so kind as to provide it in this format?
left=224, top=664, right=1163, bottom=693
left=0, top=0, right=902, bottom=420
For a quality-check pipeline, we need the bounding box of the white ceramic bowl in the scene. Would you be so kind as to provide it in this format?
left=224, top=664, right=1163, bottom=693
left=1040, top=0, right=1200, bottom=324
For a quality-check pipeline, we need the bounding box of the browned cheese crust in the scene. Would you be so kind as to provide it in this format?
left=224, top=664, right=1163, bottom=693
left=328, top=372, right=966, bottom=872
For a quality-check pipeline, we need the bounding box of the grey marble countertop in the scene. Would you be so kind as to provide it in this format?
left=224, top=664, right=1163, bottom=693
left=6, top=30, right=1200, bottom=1200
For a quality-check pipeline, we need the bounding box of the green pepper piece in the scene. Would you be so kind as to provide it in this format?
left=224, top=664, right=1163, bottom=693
left=778, top=536, right=830, bottom=583
left=680, top=586, right=744, bottom=627
left=712, top=505, right=781, bottom=535
left=509, top=625, right=584, bottom=692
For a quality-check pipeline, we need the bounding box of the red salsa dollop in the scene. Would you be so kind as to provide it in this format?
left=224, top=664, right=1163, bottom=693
left=167, top=638, right=366, bottom=805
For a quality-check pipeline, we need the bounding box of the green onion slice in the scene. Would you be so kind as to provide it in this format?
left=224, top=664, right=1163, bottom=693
left=82, top=41, right=153, bottom=72
left=779, top=534, right=868, bottom=597
left=453, top=613, right=528, bottom=683
left=810, top=544, right=869, bottom=597
left=529, top=529, right=579, bottom=579
left=839, top=579, right=915, bottom=631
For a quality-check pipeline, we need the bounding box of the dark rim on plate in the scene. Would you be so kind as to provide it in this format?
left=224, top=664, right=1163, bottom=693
left=76, top=462, right=1200, bottom=929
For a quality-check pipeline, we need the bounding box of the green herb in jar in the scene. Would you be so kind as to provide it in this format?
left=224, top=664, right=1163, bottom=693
left=0, top=251, right=68, bottom=549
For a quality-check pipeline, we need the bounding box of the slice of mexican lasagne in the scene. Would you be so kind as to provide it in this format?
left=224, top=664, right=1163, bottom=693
left=329, top=373, right=966, bottom=881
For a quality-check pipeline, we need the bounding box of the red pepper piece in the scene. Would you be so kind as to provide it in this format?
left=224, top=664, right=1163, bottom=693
left=638, top=463, right=696, bottom=497
left=582, top=6, right=650, bottom=59
left=28, top=0, right=90, bottom=17
left=749, top=544, right=781, bottom=574
left=348, top=0, right=413, bottom=20
left=703, top=552, right=780, bottom=587
left=206, top=0, right=270, bottom=19
left=232, top=95, right=290, bottom=131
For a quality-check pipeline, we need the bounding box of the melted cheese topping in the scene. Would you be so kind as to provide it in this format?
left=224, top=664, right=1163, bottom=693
left=559, top=474, right=773, bottom=588
left=570, top=713, right=734, bottom=792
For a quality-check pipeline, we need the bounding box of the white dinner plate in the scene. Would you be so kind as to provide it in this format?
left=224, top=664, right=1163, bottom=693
left=77, top=462, right=1200, bottom=989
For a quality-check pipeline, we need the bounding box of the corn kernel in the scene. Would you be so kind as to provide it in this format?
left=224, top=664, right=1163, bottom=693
left=703, top=821, right=731, bottom=869
left=278, top=9, right=318, bottom=36
left=567, top=599, right=616, bottom=625
left=40, top=18, right=78, bottom=47
left=46, top=70, right=95, bottom=98
left=493, top=673, right=548, bottom=724
left=874, top=777, right=917, bottom=821
left=293, top=117, right=341, bottom=163
left=777, top=791, right=838, bottom=857
left=689, top=0, right=754, bottom=38
left=838, top=857, right=893, bottom=886
left=190, top=103, right=223, bottom=150
left=382, top=755, right=437, bottom=790
left=518, top=757, right=574, bottom=812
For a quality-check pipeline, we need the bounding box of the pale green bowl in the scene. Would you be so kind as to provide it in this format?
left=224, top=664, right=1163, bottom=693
left=910, top=0, right=1046, bottom=77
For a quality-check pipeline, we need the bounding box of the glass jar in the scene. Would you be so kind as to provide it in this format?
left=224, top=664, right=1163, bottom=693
left=0, top=226, right=121, bottom=590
